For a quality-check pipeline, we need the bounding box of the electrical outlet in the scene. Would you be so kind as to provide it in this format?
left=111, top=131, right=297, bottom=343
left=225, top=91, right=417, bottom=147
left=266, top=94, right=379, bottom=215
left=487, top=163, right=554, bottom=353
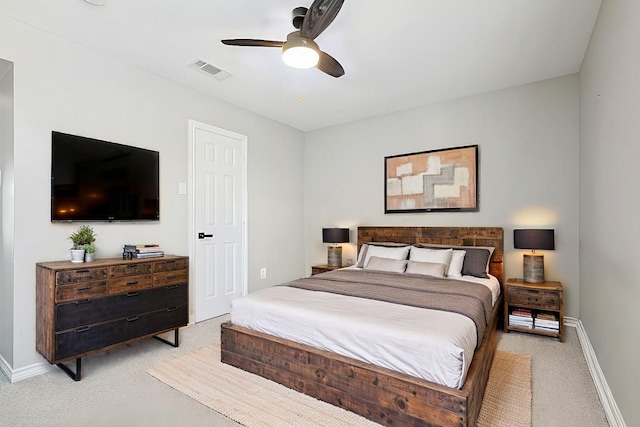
left=260, top=267, right=267, bottom=279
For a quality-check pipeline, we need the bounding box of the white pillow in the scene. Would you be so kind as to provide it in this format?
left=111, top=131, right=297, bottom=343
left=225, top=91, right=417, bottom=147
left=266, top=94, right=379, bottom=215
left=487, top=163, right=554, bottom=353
left=447, top=250, right=466, bottom=278
left=358, top=245, right=411, bottom=268
left=405, top=260, right=447, bottom=277
left=364, top=256, right=408, bottom=273
left=409, top=247, right=453, bottom=268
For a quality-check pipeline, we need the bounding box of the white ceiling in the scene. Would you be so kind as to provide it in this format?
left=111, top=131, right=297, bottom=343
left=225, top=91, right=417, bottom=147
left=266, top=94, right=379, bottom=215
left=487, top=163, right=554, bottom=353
left=0, top=0, right=601, bottom=131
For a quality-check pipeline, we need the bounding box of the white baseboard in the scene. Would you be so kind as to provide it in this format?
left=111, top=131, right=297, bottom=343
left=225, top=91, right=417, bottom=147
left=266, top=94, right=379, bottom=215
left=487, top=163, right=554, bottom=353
left=0, top=353, right=11, bottom=381
left=568, top=317, right=627, bottom=427
left=0, top=353, right=53, bottom=383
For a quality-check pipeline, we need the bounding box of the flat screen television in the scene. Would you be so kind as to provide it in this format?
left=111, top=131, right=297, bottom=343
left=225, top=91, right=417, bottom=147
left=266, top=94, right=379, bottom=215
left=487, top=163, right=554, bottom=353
left=51, top=131, right=159, bottom=222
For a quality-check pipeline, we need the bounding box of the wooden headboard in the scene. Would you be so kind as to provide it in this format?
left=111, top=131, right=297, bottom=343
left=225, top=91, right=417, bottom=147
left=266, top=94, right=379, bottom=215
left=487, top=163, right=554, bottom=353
left=357, top=226, right=504, bottom=284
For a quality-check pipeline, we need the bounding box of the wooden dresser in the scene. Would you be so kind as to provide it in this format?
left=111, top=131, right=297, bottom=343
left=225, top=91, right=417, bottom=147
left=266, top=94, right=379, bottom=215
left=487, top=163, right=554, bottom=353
left=36, top=255, right=189, bottom=380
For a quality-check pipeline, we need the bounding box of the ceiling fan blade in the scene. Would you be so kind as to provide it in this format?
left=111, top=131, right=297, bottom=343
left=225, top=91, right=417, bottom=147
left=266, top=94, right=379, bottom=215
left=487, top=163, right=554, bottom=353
left=300, top=0, right=344, bottom=39
left=317, top=51, right=344, bottom=78
left=221, top=39, right=284, bottom=48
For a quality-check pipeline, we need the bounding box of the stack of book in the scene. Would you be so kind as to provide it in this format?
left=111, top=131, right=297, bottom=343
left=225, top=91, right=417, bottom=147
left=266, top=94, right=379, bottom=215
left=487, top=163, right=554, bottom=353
left=123, top=244, right=164, bottom=259
left=509, top=308, right=533, bottom=329
left=534, top=312, right=560, bottom=332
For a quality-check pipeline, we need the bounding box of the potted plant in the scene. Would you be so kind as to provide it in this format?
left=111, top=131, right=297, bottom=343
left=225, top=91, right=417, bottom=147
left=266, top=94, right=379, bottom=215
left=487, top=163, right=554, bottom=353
left=82, top=244, right=96, bottom=262
left=69, top=225, right=97, bottom=263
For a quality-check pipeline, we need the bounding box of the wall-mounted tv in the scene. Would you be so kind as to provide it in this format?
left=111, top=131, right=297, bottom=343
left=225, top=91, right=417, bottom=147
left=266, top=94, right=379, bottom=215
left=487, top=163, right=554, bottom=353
left=51, top=131, right=159, bottom=222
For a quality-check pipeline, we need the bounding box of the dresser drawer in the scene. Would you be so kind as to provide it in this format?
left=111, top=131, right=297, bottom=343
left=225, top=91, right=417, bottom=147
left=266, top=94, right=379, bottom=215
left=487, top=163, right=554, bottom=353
left=109, top=275, right=153, bottom=294
left=55, top=304, right=188, bottom=360
left=153, top=258, right=188, bottom=273
left=508, top=287, right=560, bottom=310
left=109, top=263, right=152, bottom=278
left=154, top=269, right=188, bottom=287
left=56, top=283, right=188, bottom=331
left=55, top=281, right=108, bottom=303
left=56, top=268, right=108, bottom=286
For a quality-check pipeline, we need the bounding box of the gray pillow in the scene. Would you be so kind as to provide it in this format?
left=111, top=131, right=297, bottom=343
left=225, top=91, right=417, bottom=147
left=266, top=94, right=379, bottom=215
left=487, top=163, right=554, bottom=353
left=460, top=248, right=490, bottom=278
left=405, top=260, right=447, bottom=277
left=363, top=256, right=408, bottom=273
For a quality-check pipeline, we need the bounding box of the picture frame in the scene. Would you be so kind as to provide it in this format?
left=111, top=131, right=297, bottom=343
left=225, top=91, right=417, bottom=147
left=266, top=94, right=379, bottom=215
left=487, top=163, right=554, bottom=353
left=385, top=145, right=478, bottom=213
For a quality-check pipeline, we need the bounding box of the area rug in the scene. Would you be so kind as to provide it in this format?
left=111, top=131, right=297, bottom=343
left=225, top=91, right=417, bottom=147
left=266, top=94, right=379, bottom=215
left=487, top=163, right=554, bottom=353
left=148, top=345, right=531, bottom=427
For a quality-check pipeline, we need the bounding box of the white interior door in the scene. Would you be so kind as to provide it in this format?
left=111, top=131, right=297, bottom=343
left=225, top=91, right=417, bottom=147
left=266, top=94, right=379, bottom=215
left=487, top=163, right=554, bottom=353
left=189, top=120, right=247, bottom=322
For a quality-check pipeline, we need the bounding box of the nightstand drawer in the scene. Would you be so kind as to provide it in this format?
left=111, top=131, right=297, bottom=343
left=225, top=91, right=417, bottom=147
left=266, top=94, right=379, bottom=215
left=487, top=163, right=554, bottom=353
left=508, top=287, right=560, bottom=310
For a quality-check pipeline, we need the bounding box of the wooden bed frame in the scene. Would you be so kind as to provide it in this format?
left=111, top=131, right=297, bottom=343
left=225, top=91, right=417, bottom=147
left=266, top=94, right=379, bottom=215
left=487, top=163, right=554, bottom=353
left=221, top=226, right=504, bottom=427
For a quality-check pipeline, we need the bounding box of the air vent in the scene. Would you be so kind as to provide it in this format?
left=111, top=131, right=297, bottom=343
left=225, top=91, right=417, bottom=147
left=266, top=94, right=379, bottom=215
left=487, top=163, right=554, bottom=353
left=189, top=59, right=231, bottom=81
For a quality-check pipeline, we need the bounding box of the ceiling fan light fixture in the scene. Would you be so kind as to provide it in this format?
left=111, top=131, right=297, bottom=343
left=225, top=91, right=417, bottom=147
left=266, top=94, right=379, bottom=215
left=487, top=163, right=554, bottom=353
left=282, top=37, right=319, bottom=69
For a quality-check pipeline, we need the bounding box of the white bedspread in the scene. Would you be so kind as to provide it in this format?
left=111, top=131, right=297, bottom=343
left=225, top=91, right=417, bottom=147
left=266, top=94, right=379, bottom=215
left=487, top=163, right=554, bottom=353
left=231, top=273, right=500, bottom=389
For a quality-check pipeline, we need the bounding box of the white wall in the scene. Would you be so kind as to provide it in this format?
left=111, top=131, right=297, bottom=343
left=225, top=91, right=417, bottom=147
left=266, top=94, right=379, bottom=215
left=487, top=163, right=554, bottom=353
left=0, top=59, right=14, bottom=368
left=580, top=0, right=639, bottom=425
left=0, top=15, right=305, bottom=373
left=304, top=75, right=580, bottom=317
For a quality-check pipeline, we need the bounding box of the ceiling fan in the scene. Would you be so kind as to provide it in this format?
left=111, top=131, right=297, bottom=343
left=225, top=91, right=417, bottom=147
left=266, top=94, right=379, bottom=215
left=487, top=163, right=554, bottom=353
left=221, top=0, right=345, bottom=78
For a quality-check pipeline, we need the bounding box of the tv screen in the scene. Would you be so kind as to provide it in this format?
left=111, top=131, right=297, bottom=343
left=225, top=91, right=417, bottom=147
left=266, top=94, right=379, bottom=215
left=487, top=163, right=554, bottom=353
left=51, top=131, right=159, bottom=222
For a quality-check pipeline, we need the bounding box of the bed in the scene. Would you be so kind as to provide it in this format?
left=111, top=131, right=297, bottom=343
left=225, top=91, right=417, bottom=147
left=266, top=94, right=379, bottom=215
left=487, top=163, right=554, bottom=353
left=221, top=226, right=504, bottom=427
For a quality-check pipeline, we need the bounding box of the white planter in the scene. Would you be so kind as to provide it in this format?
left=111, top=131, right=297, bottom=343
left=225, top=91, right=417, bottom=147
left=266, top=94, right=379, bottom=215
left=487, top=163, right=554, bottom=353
left=84, top=252, right=95, bottom=262
left=70, top=249, right=85, bottom=263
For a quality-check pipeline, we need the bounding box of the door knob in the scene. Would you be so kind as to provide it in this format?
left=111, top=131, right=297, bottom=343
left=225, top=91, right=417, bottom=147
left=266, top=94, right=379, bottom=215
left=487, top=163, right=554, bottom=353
left=198, top=232, right=213, bottom=239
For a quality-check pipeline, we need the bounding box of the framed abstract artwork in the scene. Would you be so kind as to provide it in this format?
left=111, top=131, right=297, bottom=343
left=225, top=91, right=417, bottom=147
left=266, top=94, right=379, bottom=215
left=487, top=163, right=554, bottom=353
left=385, top=145, right=478, bottom=213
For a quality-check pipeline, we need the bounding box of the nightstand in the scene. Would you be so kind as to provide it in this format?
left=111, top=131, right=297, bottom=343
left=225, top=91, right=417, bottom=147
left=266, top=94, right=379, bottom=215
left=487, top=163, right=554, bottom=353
left=311, top=264, right=350, bottom=275
left=504, top=278, right=564, bottom=342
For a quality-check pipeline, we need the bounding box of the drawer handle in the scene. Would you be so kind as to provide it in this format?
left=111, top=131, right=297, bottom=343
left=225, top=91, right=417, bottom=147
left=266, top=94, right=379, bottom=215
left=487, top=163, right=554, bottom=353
left=127, top=280, right=139, bottom=286
left=127, top=264, right=139, bottom=268
left=75, top=326, right=90, bottom=333
left=126, top=291, right=139, bottom=297
left=166, top=306, right=178, bottom=312
left=77, top=286, right=92, bottom=291
left=527, top=289, right=540, bottom=294
left=127, top=316, right=139, bottom=322
left=74, top=269, right=90, bottom=273
left=166, top=285, right=178, bottom=290
left=75, top=299, right=92, bottom=305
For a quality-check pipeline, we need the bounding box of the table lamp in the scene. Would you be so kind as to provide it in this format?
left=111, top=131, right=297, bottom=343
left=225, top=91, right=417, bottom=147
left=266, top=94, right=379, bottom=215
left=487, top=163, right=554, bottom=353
left=514, top=229, right=555, bottom=283
left=322, top=228, right=350, bottom=267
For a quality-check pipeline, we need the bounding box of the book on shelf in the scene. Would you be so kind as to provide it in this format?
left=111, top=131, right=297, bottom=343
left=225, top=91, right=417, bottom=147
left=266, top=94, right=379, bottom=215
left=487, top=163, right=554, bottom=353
left=123, top=244, right=160, bottom=250
left=509, top=314, right=533, bottom=329
left=122, top=244, right=164, bottom=259
left=535, top=320, right=559, bottom=326
left=536, top=313, right=557, bottom=321
left=135, top=247, right=163, bottom=253
left=533, top=312, right=559, bottom=330
left=131, top=251, right=164, bottom=259
left=510, top=308, right=533, bottom=318
left=509, top=320, right=533, bottom=329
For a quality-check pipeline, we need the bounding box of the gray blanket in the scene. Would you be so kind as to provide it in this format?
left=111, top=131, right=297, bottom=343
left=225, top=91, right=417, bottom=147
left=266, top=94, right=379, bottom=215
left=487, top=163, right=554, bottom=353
left=284, top=269, right=493, bottom=347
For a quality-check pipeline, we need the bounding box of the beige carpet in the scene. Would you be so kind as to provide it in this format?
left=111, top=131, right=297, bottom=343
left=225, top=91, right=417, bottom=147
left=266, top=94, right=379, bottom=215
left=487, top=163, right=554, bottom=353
left=148, top=345, right=531, bottom=427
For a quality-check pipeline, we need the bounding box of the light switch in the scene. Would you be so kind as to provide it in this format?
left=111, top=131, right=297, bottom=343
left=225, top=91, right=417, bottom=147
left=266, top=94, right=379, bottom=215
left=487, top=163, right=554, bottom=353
left=178, top=182, right=187, bottom=194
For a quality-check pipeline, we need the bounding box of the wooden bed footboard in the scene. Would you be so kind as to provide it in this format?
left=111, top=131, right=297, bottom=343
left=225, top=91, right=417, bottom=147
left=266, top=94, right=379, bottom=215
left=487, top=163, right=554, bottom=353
left=221, top=294, right=501, bottom=427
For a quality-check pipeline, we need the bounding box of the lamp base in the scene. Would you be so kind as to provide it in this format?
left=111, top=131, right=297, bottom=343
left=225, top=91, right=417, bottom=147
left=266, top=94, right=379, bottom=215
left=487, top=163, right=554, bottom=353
left=327, top=246, right=343, bottom=267
left=523, top=253, right=545, bottom=283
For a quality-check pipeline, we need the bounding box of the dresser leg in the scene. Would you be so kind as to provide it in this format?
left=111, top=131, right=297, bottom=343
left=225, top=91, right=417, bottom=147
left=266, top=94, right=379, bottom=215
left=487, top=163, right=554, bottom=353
left=154, top=328, right=180, bottom=348
left=57, top=358, right=81, bottom=381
